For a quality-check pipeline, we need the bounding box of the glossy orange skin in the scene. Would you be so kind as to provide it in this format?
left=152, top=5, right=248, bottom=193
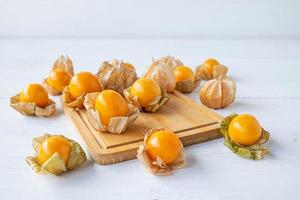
left=68, top=72, right=102, bottom=99
left=203, top=58, right=220, bottom=73
left=146, top=130, right=181, bottom=164
left=20, top=83, right=49, bottom=107
left=37, top=136, right=71, bottom=165
left=130, top=78, right=161, bottom=107
left=228, top=114, right=262, bottom=146
left=47, top=69, right=72, bottom=92
left=95, top=90, right=129, bottom=126
left=173, top=66, right=195, bottom=82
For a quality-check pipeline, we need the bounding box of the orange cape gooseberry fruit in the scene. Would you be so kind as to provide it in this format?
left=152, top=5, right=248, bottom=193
left=95, top=90, right=129, bottom=126
left=130, top=78, right=161, bottom=107
left=203, top=58, right=220, bottom=74
left=146, top=130, right=181, bottom=164
left=20, top=83, right=49, bottom=107
left=228, top=114, right=262, bottom=146
left=68, top=72, right=102, bottom=99
left=37, top=136, right=72, bottom=165
left=173, top=66, right=195, bottom=82
left=47, top=69, right=72, bottom=92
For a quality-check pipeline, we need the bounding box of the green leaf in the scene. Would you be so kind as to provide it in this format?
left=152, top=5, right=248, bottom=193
left=220, top=113, right=270, bottom=160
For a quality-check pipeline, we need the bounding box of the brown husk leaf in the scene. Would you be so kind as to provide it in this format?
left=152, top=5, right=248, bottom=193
left=220, top=113, right=270, bottom=160
left=196, top=64, right=228, bottom=80
left=26, top=133, right=87, bottom=175
left=62, top=86, right=85, bottom=108
left=155, top=55, right=184, bottom=71
left=199, top=77, right=236, bottom=109
left=53, top=55, right=74, bottom=75
left=123, top=86, right=169, bottom=112
left=83, top=92, right=140, bottom=134
left=43, top=55, right=74, bottom=96
left=10, top=93, right=56, bottom=117
left=175, top=78, right=200, bottom=93
left=144, top=58, right=176, bottom=92
left=137, top=128, right=185, bottom=176
left=96, top=59, right=137, bottom=95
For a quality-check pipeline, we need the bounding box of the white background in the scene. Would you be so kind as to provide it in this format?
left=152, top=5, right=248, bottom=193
left=1, top=0, right=300, bottom=38
left=0, top=1, right=300, bottom=200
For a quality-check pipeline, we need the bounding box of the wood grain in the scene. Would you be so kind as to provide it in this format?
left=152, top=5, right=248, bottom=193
left=63, top=90, right=223, bottom=164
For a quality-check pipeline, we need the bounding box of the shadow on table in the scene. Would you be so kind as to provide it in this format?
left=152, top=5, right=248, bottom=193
left=61, top=159, right=95, bottom=178
left=228, top=100, right=259, bottom=111
left=185, top=153, right=199, bottom=168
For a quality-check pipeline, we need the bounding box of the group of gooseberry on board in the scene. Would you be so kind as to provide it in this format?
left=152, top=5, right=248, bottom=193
left=10, top=55, right=270, bottom=176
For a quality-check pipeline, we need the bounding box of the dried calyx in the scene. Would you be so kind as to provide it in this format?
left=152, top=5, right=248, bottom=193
left=220, top=113, right=270, bottom=160
left=123, top=86, right=169, bottom=113
left=96, top=59, right=137, bottom=95
left=63, top=72, right=102, bottom=108
left=10, top=83, right=56, bottom=117
left=199, top=76, right=236, bottom=109
left=52, top=55, right=74, bottom=75
left=43, top=55, right=74, bottom=96
left=196, top=58, right=228, bottom=80
left=173, top=65, right=200, bottom=93
left=155, top=55, right=184, bottom=71
left=63, top=86, right=85, bottom=108
left=144, top=58, right=176, bottom=92
left=137, top=128, right=185, bottom=175
left=26, top=134, right=87, bottom=175
left=10, top=94, right=56, bottom=117
left=83, top=92, right=140, bottom=134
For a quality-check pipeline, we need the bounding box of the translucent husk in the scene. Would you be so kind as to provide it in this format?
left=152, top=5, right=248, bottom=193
left=62, top=86, right=85, bottom=108
left=196, top=64, right=228, bottom=80
left=137, top=128, right=185, bottom=176
left=96, top=59, right=137, bottom=95
left=26, top=133, right=87, bottom=175
left=155, top=56, right=184, bottom=71
left=83, top=92, right=140, bottom=134
left=144, top=58, right=176, bottom=92
left=10, top=93, right=56, bottom=117
left=123, top=86, right=169, bottom=112
left=199, top=77, right=236, bottom=109
left=175, top=78, right=200, bottom=93
left=220, top=113, right=270, bottom=160
left=43, top=55, right=74, bottom=96
left=53, top=55, right=74, bottom=75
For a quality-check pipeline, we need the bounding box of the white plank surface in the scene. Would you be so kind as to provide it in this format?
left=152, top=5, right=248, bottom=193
left=0, top=38, right=300, bottom=200
left=1, top=0, right=300, bottom=38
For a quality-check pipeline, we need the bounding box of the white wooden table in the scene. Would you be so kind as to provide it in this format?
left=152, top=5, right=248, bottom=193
left=0, top=38, right=299, bottom=200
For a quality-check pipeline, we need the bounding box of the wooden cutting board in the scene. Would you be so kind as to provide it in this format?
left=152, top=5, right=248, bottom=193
left=63, top=91, right=223, bottom=165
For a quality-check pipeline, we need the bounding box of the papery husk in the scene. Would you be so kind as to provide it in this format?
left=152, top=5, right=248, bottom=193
left=199, top=76, right=236, bottom=109
left=62, top=86, right=85, bottom=108
left=137, top=128, right=185, bottom=176
left=26, top=133, right=87, bottom=175
left=144, top=59, right=176, bottom=92
left=10, top=93, right=56, bottom=117
left=220, top=113, right=270, bottom=160
left=156, top=55, right=184, bottom=71
left=42, top=78, right=62, bottom=96
left=96, top=59, right=137, bottom=95
left=53, top=55, right=74, bottom=75
left=83, top=92, right=140, bottom=134
left=123, top=86, right=169, bottom=112
left=43, top=55, right=74, bottom=96
left=175, top=78, right=200, bottom=93
left=196, top=64, right=228, bottom=80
